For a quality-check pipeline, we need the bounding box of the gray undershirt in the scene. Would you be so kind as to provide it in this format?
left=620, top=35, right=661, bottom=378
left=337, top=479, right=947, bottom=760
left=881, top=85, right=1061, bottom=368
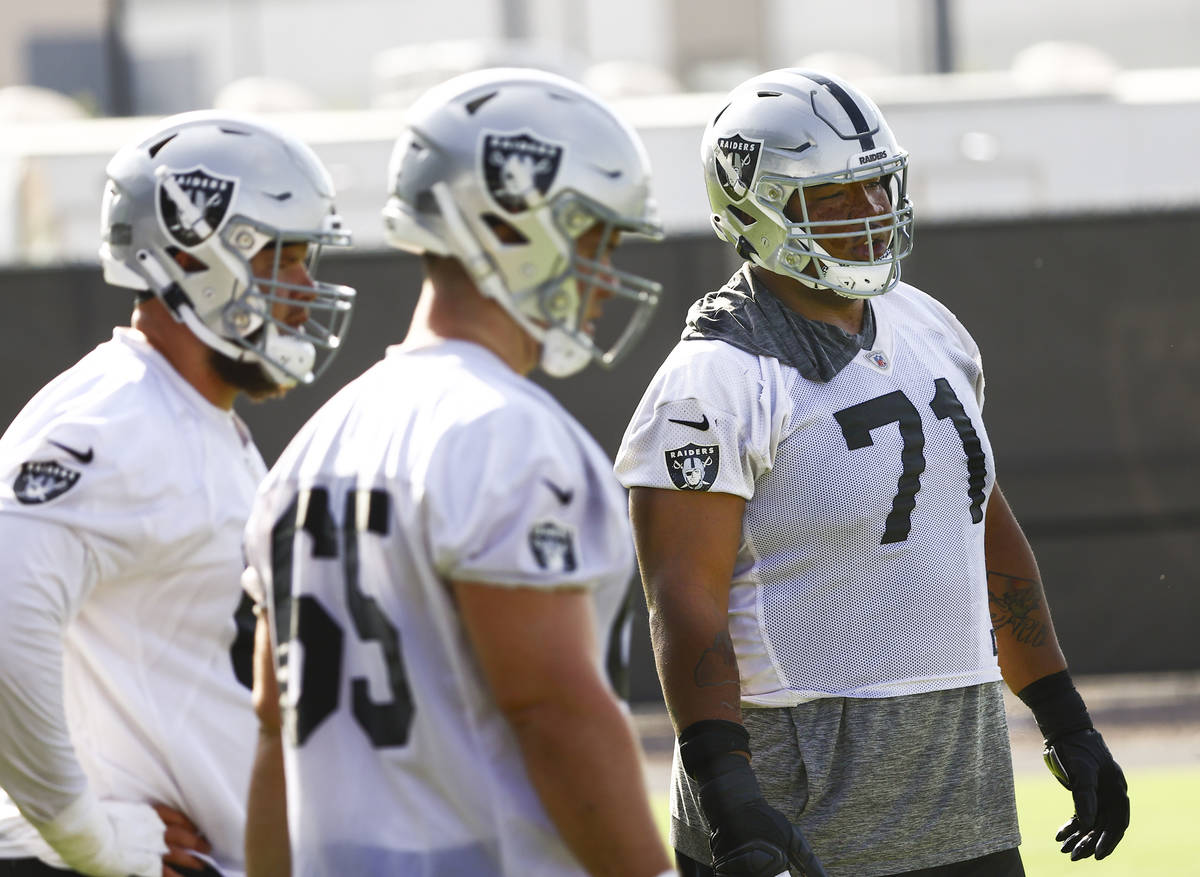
left=671, top=682, right=1021, bottom=876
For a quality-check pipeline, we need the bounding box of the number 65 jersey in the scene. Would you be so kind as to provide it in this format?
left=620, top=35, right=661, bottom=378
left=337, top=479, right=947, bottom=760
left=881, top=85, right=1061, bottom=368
left=242, top=340, right=634, bottom=877
left=615, top=278, right=1001, bottom=706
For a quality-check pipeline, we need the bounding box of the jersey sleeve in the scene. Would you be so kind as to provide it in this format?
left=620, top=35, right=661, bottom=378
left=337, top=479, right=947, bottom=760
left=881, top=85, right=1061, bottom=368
left=0, top=515, right=98, bottom=825
left=615, top=339, right=782, bottom=499
left=425, top=403, right=630, bottom=591
left=0, top=401, right=192, bottom=583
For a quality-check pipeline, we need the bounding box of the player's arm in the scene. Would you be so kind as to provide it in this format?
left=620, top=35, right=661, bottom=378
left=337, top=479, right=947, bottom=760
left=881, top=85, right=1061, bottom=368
left=0, top=515, right=207, bottom=877
left=453, top=580, right=672, bottom=877
left=985, top=482, right=1066, bottom=690
left=245, top=608, right=290, bottom=877
left=986, top=483, right=1129, bottom=861
left=629, top=487, right=826, bottom=877
left=629, top=487, right=746, bottom=730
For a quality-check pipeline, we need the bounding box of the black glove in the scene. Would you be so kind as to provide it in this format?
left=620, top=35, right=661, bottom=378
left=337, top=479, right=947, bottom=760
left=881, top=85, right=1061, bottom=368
left=679, top=720, right=828, bottom=877
left=1018, top=671, right=1130, bottom=861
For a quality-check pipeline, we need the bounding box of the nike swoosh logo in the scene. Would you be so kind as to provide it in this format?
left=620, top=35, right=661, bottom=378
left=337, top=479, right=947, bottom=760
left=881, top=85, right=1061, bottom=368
left=667, top=415, right=710, bottom=431
left=542, top=479, right=574, bottom=505
left=48, top=439, right=94, bottom=463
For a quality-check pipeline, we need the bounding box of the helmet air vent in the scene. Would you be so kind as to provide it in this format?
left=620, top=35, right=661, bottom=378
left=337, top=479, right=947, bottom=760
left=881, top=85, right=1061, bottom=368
left=728, top=204, right=756, bottom=226
left=482, top=213, right=529, bottom=245
left=464, top=91, right=498, bottom=115
left=147, top=135, right=177, bottom=158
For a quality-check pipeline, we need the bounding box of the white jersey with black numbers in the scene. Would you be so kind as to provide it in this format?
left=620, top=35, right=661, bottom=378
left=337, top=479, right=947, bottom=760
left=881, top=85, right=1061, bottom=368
left=0, top=328, right=265, bottom=875
left=242, top=339, right=634, bottom=877
left=616, top=282, right=1002, bottom=705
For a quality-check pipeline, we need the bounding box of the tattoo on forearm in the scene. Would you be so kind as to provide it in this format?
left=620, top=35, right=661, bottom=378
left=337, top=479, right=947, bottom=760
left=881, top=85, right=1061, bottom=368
left=694, top=631, right=739, bottom=688
left=987, top=569, right=1049, bottom=647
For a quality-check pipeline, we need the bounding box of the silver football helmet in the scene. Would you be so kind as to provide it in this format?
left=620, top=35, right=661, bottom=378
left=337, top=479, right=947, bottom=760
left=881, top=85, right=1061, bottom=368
left=382, top=67, right=663, bottom=378
left=701, top=68, right=914, bottom=298
left=99, top=111, right=356, bottom=387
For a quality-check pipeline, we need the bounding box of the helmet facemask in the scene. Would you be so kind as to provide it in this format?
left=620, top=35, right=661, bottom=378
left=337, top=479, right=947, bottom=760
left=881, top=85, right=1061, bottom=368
left=758, top=158, right=914, bottom=299
left=206, top=215, right=356, bottom=387
left=496, top=191, right=662, bottom=377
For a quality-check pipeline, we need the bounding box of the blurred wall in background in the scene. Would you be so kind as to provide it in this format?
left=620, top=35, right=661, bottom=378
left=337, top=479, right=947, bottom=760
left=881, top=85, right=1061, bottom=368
left=3, top=215, right=1196, bottom=699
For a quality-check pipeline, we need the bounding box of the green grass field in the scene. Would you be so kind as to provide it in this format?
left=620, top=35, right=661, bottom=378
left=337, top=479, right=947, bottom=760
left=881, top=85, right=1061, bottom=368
left=1013, top=766, right=1200, bottom=876
left=652, top=765, right=1200, bottom=875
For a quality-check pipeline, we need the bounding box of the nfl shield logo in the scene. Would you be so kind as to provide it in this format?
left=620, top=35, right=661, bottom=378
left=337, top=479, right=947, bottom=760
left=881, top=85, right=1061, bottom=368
left=482, top=131, right=564, bottom=213
left=156, top=166, right=238, bottom=247
left=13, top=460, right=81, bottom=504
left=714, top=133, right=762, bottom=202
left=664, top=443, right=720, bottom=491
left=866, top=350, right=890, bottom=370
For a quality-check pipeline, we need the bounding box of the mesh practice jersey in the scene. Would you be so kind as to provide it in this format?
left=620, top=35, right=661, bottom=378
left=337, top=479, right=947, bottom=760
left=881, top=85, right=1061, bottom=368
left=242, top=339, right=634, bottom=877
left=616, top=282, right=1001, bottom=705
left=0, top=329, right=266, bottom=875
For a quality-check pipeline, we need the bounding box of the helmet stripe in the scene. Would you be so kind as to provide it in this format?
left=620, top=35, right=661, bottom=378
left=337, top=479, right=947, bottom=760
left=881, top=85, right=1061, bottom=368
left=807, top=73, right=876, bottom=152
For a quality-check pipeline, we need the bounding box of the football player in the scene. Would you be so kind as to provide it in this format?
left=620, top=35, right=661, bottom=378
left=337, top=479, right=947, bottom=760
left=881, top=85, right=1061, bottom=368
left=0, top=112, right=355, bottom=877
left=239, top=68, right=675, bottom=877
left=615, top=69, right=1129, bottom=876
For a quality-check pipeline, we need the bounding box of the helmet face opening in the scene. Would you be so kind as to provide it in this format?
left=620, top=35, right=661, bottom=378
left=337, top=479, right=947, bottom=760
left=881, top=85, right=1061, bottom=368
left=100, top=111, right=357, bottom=388
left=702, top=69, right=916, bottom=298
left=381, top=69, right=663, bottom=378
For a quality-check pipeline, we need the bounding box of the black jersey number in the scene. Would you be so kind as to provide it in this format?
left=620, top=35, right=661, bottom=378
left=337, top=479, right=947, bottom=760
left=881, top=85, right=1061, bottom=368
left=269, top=486, right=415, bottom=748
left=834, top=378, right=987, bottom=544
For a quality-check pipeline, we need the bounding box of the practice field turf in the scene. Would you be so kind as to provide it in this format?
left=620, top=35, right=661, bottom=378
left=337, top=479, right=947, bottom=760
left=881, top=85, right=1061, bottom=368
left=652, top=765, right=1200, bottom=875
left=1012, top=766, right=1200, bottom=876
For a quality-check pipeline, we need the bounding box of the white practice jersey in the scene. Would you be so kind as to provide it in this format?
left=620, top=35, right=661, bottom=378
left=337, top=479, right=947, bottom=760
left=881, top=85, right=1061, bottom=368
left=0, top=329, right=265, bottom=875
left=242, top=340, right=634, bottom=877
left=616, top=282, right=1002, bottom=706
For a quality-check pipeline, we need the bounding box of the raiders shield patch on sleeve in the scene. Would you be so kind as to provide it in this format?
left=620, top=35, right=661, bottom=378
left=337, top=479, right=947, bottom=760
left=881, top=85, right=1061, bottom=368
left=528, top=519, right=578, bottom=574
left=665, top=443, right=719, bottom=491
left=13, top=460, right=81, bottom=504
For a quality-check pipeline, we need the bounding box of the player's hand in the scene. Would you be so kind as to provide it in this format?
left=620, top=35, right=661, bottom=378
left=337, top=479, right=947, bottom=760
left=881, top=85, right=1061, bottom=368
left=34, top=793, right=168, bottom=876
left=154, top=803, right=213, bottom=876
left=680, top=719, right=828, bottom=877
left=704, top=787, right=828, bottom=877
left=1043, top=728, right=1129, bottom=860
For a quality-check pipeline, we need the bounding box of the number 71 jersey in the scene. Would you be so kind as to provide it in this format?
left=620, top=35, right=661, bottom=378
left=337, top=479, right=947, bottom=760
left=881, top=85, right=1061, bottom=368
left=615, top=281, right=1002, bottom=705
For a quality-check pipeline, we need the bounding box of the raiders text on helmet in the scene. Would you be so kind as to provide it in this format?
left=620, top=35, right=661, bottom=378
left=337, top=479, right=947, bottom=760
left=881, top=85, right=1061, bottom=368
left=100, top=111, right=356, bottom=387
left=382, top=68, right=664, bottom=378
left=701, top=69, right=915, bottom=298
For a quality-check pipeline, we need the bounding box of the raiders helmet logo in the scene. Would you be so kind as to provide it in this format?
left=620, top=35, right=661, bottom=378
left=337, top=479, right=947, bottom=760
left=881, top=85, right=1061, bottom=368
left=13, top=460, right=81, bottom=504
left=156, top=166, right=238, bottom=248
left=528, top=519, right=578, bottom=573
left=482, top=132, right=564, bottom=213
left=714, top=134, right=762, bottom=203
left=665, top=443, right=720, bottom=491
